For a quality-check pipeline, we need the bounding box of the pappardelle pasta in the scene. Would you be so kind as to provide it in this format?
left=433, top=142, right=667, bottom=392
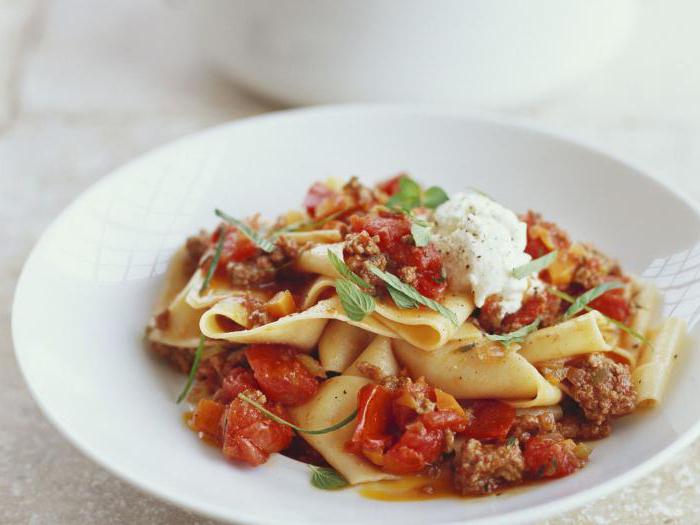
left=146, top=174, right=686, bottom=497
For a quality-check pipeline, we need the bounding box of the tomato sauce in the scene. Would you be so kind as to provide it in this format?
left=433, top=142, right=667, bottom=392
left=350, top=213, right=446, bottom=299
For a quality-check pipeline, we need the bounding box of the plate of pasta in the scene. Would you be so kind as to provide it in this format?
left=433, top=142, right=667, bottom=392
left=12, top=106, right=700, bottom=525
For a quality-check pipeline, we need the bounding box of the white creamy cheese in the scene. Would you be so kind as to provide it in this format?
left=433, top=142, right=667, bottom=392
left=432, top=192, right=531, bottom=314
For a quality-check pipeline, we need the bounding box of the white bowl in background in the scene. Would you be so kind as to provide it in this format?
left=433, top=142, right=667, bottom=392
left=12, top=105, right=700, bottom=525
left=185, top=0, right=636, bottom=107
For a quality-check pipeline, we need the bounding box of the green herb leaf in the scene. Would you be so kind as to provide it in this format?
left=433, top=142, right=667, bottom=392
left=548, top=287, right=650, bottom=345
left=327, top=249, right=371, bottom=289
left=309, top=466, right=349, bottom=490
left=423, top=186, right=449, bottom=209
left=386, top=175, right=422, bottom=211
left=512, top=250, right=558, bottom=280
left=563, top=281, right=625, bottom=319
left=369, top=266, right=458, bottom=326
left=387, top=286, right=419, bottom=309
left=238, top=393, right=357, bottom=435
left=410, top=219, right=431, bottom=247
left=215, top=209, right=275, bottom=253
left=274, top=209, right=345, bottom=235
left=506, top=436, right=518, bottom=447
left=485, top=318, right=541, bottom=347
left=335, top=278, right=376, bottom=321
left=199, top=231, right=226, bottom=294
left=177, top=335, right=205, bottom=403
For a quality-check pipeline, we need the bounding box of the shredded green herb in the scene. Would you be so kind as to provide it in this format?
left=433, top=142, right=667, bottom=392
left=369, top=266, right=458, bottom=326
left=199, top=231, right=226, bottom=294
left=176, top=335, right=205, bottom=403
left=238, top=393, right=357, bottom=435
left=548, top=286, right=649, bottom=345
left=562, top=281, right=625, bottom=319
left=512, top=250, right=558, bottom=280
left=485, top=318, right=541, bottom=347
left=327, top=249, right=371, bottom=289
left=215, top=209, right=275, bottom=253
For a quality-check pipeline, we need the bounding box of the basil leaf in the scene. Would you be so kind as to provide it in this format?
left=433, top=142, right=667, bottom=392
left=215, top=209, right=275, bottom=253
left=335, top=278, right=375, bottom=321
left=387, top=286, right=419, bottom=309
left=238, top=393, right=357, bottom=435
left=176, top=335, right=205, bottom=403
left=548, top=286, right=650, bottom=345
left=309, top=466, right=349, bottom=490
left=199, top=231, right=226, bottom=293
left=564, top=281, right=625, bottom=319
left=327, top=249, right=371, bottom=289
left=423, top=186, right=449, bottom=209
left=410, top=220, right=431, bottom=247
left=369, top=266, right=458, bottom=326
left=387, top=175, right=421, bottom=211
left=485, top=318, right=541, bottom=347
left=512, top=250, right=558, bottom=280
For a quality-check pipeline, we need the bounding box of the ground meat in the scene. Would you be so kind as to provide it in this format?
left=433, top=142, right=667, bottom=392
left=243, top=295, right=272, bottom=328
left=154, top=309, right=170, bottom=330
left=508, top=412, right=557, bottom=443
left=571, top=243, right=623, bottom=290
left=184, top=231, right=210, bottom=275
left=557, top=414, right=611, bottom=440
left=565, top=353, right=636, bottom=424
left=342, top=176, right=376, bottom=211
left=149, top=341, right=193, bottom=374
left=397, top=265, right=419, bottom=288
left=343, top=231, right=388, bottom=293
left=453, top=439, right=525, bottom=495
left=196, top=348, right=247, bottom=394
left=227, top=236, right=301, bottom=287
left=227, top=257, right=277, bottom=287
left=479, top=289, right=563, bottom=334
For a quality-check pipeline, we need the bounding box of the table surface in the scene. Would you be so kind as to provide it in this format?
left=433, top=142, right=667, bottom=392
left=2, top=1, right=700, bottom=524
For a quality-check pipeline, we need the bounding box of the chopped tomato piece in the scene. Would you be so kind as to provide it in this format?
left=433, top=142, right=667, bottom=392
left=588, top=287, right=630, bottom=323
left=383, top=421, right=444, bottom=475
left=377, top=175, right=402, bottom=196
left=218, top=367, right=259, bottom=403
left=212, top=224, right=258, bottom=267
left=191, top=399, right=225, bottom=440
left=463, top=400, right=516, bottom=441
left=421, top=409, right=469, bottom=433
left=522, top=211, right=570, bottom=259
left=222, top=391, right=294, bottom=466
left=303, top=182, right=337, bottom=218
left=347, top=384, right=395, bottom=463
left=246, top=345, right=319, bottom=406
left=524, top=433, right=586, bottom=479
left=350, top=213, right=446, bottom=299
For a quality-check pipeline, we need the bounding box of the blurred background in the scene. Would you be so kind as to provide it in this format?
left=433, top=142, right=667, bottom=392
left=2, top=1, right=700, bottom=524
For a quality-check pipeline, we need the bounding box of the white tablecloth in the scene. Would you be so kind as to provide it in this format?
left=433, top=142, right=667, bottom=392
left=2, top=1, right=699, bottom=524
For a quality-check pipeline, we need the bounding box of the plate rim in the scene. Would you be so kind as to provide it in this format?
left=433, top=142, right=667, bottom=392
left=11, top=103, right=700, bottom=525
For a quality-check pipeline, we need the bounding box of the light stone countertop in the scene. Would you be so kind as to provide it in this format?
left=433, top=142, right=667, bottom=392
left=2, top=1, right=700, bottom=524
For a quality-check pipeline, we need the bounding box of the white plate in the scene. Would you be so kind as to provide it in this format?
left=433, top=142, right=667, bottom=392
left=12, top=105, right=700, bottom=525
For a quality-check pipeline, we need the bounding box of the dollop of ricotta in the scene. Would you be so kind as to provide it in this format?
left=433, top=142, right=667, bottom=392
left=432, top=192, right=531, bottom=314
